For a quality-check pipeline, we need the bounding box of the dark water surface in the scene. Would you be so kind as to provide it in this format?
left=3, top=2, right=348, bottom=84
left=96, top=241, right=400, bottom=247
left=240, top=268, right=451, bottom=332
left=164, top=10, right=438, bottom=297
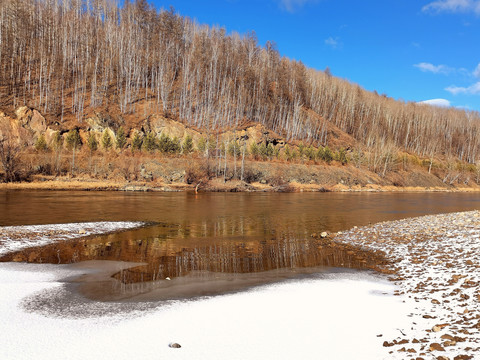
left=1, top=191, right=480, bottom=299
left=3, top=190, right=480, bottom=228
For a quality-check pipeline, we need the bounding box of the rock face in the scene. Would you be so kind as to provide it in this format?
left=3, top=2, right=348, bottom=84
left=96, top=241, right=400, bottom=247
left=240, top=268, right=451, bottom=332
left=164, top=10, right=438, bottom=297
left=140, top=166, right=153, bottom=181
left=84, top=114, right=119, bottom=146
left=142, top=115, right=202, bottom=142
left=30, top=110, right=47, bottom=135
left=44, top=128, right=59, bottom=145
left=85, top=112, right=121, bottom=133
left=15, top=106, right=32, bottom=123
left=222, top=123, right=285, bottom=148
left=15, top=106, right=47, bottom=136
left=0, top=111, right=33, bottom=145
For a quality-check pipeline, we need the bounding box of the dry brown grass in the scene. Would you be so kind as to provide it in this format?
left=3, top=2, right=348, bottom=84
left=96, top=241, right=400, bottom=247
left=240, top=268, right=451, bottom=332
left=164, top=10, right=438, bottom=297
left=4, top=150, right=480, bottom=193
left=0, top=178, right=123, bottom=190
left=2, top=175, right=480, bottom=193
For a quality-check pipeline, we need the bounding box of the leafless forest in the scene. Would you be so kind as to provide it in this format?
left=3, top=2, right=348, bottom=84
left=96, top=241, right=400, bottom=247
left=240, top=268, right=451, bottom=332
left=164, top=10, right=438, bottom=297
left=1, top=0, right=480, bottom=165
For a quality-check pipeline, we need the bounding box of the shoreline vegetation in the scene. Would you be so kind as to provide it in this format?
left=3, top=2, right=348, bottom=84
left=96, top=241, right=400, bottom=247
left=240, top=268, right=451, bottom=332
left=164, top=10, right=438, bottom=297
left=2, top=104, right=480, bottom=192
left=0, top=178, right=480, bottom=193
left=3, top=106, right=480, bottom=192
left=2, top=176, right=480, bottom=193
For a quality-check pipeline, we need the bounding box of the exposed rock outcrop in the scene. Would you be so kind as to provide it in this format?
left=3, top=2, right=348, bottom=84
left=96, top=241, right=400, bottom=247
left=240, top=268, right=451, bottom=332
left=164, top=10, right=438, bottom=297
left=15, top=106, right=47, bottom=137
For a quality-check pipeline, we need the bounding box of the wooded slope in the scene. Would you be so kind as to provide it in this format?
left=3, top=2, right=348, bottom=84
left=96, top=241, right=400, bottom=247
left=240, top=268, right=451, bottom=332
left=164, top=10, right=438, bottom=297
left=1, top=0, right=480, bottom=163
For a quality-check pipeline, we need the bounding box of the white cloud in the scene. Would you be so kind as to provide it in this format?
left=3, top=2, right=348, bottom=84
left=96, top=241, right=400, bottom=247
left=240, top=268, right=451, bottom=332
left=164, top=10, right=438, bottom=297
left=279, top=0, right=318, bottom=12
left=325, top=37, right=338, bottom=47
left=422, top=0, right=480, bottom=14
left=474, top=63, right=480, bottom=78
left=414, top=62, right=453, bottom=74
left=419, top=99, right=452, bottom=107
left=324, top=36, right=342, bottom=49
left=413, top=62, right=475, bottom=77
left=445, top=82, right=480, bottom=95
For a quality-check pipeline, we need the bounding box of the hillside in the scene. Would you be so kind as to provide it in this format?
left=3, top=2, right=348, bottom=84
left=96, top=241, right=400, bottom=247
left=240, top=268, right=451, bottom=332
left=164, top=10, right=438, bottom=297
left=1, top=0, right=480, bottom=190
left=0, top=106, right=478, bottom=192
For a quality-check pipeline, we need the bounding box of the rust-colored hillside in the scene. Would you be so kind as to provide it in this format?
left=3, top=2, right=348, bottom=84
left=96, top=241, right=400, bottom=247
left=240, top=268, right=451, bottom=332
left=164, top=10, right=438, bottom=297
left=1, top=0, right=480, bottom=190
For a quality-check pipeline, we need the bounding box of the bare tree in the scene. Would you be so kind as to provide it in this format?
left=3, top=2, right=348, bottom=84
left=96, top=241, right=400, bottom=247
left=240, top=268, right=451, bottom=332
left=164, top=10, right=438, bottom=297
left=0, top=0, right=480, bottom=170
left=0, top=130, right=21, bottom=182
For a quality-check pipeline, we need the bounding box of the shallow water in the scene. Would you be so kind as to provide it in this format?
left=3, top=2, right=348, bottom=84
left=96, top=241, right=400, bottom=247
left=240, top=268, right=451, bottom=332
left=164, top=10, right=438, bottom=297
left=1, top=191, right=480, bottom=298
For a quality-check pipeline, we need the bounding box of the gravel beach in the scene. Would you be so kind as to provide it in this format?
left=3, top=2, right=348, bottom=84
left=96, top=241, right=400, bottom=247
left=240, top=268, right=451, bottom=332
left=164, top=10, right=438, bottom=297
left=335, top=211, right=480, bottom=359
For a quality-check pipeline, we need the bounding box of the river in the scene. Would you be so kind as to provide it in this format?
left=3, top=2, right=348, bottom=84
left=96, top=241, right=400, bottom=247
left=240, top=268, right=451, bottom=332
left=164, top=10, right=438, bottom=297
left=1, top=190, right=479, bottom=300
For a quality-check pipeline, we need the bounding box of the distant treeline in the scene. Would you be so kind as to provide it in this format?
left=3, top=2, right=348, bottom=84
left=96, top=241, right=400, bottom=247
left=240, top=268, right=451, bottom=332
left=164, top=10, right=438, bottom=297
left=1, top=0, right=480, bottom=163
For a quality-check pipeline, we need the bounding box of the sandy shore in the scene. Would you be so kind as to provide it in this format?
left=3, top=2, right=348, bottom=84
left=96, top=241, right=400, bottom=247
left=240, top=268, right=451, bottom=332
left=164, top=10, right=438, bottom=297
left=334, top=211, right=480, bottom=359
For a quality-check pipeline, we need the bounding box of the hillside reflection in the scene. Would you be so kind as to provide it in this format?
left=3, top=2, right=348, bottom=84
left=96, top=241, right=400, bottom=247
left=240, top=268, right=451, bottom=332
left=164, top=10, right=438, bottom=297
left=1, top=220, right=388, bottom=284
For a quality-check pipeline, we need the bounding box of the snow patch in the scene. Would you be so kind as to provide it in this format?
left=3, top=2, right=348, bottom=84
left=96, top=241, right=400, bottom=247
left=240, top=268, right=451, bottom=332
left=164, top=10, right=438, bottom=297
left=0, top=263, right=409, bottom=360
left=0, top=222, right=145, bottom=256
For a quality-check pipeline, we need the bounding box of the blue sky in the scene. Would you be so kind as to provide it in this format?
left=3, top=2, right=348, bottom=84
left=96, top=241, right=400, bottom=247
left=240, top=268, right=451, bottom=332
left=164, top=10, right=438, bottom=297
left=150, top=0, right=480, bottom=111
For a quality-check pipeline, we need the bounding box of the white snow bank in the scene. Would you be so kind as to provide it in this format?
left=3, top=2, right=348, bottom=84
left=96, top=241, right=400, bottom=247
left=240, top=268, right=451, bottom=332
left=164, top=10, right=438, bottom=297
left=0, top=222, right=144, bottom=256
left=0, top=263, right=410, bottom=360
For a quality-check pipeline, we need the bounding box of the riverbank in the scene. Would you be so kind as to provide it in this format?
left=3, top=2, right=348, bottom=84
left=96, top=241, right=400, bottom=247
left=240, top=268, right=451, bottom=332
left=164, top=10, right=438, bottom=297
left=1, top=175, right=480, bottom=193
left=334, top=211, right=480, bottom=359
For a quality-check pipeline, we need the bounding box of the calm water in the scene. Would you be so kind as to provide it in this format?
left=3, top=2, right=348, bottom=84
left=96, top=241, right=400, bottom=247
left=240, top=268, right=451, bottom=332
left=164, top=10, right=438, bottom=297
left=1, top=191, right=480, bottom=298
left=3, top=190, right=480, bottom=228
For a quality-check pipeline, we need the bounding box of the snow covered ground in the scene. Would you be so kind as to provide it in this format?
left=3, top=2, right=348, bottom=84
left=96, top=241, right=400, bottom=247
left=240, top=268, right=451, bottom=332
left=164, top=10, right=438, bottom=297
left=0, top=222, right=145, bottom=256
left=0, top=262, right=409, bottom=360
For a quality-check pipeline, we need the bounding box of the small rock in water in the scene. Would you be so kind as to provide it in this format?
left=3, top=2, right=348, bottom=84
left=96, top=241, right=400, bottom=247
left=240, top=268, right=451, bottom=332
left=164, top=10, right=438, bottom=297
left=79, top=229, right=87, bottom=234
left=320, top=232, right=328, bottom=238
left=165, top=277, right=171, bottom=280
left=169, top=343, right=181, bottom=348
